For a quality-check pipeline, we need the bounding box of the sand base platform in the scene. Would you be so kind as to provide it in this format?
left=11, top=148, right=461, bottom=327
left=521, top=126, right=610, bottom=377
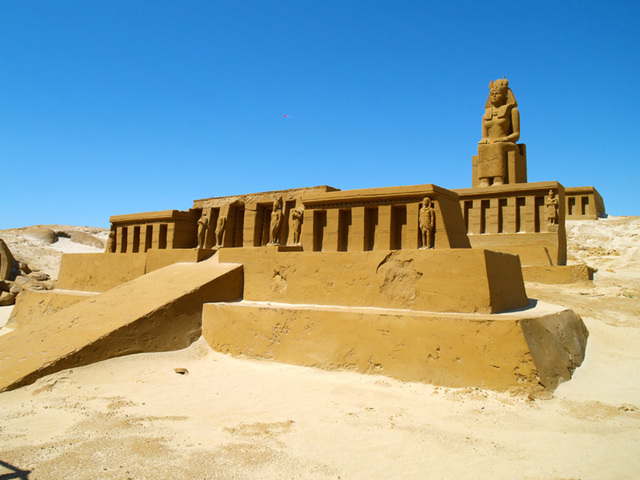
left=203, top=300, right=588, bottom=391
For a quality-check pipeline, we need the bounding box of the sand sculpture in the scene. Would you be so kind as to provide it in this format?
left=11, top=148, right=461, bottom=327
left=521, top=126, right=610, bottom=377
left=268, top=197, right=284, bottom=245
left=419, top=197, right=435, bottom=249
left=565, top=186, right=605, bottom=219
left=215, top=215, right=226, bottom=247
left=473, top=78, right=527, bottom=188
left=291, top=207, right=304, bottom=245
left=546, top=190, right=559, bottom=225
left=196, top=211, right=209, bottom=249
left=455, top=78, right=605, bottom=282
left=2, top=78, right=604, bottom=393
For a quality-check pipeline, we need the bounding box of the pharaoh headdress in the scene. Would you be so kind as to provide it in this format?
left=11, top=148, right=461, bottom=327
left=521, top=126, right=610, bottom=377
left=484, top=77, right=518, bottom=118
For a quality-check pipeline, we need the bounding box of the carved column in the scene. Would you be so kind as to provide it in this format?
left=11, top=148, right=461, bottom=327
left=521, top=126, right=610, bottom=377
left=525, top=196, right=536, bottom=233
left=324, top=209, right=340, bottom=252
left=117, top=227, right=127, bottom=253
left=243, top=203, right=257, bottom=248
left=167, top=224, right=176, bottom=249
left=150, top=224, right=161, bottom=249
left=504, top=197, right=517, bottom=234
left=487, top=198, right=500, bottom=235
left=405, top=202, right=420, bottom=250
left=349, top=206, right=366, bottom=252
left=468, top=200, right=482, bottom=235
left=139, top=225, right=148, bottom=252
left=301, top=209, right=316, bottom=251
left=127, top=226, right=137, bottom=252
left=582, top=196, right=590, bottom=216
left=375, top=205, right=392, bottom=250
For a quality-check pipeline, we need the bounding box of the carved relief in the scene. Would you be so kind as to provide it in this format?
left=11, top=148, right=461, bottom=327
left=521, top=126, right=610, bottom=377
left=268, top=198, right=284, bottom=245
left=477, top=78, right=520, bottom=187
left=546, top=190, right=559, bottom=225
left=419, top=197, right=436, bottom=249
left=291, top=207, right=304, bottom=246
left=215, top=215, right=227, bottom=247
left=196, top=211, right=209, bottom=249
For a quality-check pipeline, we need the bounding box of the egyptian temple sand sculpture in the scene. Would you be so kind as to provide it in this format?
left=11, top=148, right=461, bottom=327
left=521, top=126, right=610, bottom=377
left=1, top=79, right=602, bottom=394
left=473, top=78, right=527, bottom=187
left=419, top=197, right=435, bottom=249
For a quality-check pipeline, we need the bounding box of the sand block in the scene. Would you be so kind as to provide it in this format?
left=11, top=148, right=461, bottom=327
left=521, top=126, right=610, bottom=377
left=203, top=300, right=587, bottom=390
left=0, top=256, right=243, bottom=392
left=218, top=248, right=528, bottom=314
left=522, top=264, right=595, bottom=284
left=7, top=289, right=98, bottom=328
left=56, top=253, right=147, bottom=292
left=56, top=249, right=217, bottom=293
left=145, top=248, right=216, bottom=272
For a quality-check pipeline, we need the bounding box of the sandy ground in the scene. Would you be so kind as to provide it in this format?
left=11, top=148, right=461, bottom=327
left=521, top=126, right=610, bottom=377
left=0, top=218, right=639, bottom=479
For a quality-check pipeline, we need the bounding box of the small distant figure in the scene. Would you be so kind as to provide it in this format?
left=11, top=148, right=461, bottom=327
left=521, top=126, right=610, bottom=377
left=419, top=197, right=436, bottom=249
left=105, top=229, right=116, bottom=253
left=215, top=215, right=227, bottom=247
left=197, top=211, right=209, bottom=249
left=268, top=198, right=284, bottom=245
left=291, top=207, right=304, bottom=245
left=546, top=190, right=559, bottom=225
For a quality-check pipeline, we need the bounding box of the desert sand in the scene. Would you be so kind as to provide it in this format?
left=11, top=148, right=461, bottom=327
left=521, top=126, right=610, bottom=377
left=0, top=218, right=639, bottom=480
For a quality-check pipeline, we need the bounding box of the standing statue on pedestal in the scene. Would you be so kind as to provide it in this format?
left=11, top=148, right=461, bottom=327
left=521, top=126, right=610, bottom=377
left=268, top=198, right=284, bottom=245
left=197, top=211, right=209, bottom=249
left=215, top=215, right=227, bottom=247
left=419, top=197, right=435, bottom=249
left=546, top=190, right=559, bottom=225
left=475, top=78, right=524, bottom=187
left=291, top=207, right=304, bottom=246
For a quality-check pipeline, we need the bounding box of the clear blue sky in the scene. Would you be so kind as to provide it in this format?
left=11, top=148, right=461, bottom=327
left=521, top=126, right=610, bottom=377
left=1, top=1, right=638, bottom=229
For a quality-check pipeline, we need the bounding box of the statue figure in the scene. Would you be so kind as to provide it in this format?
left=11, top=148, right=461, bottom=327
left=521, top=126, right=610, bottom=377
left=197, top=211, right=209, bottom=249
left=215, top=215, right=227, bottom=247
left=105, top=229, right=116, bottom=253
left=419, top=197, right=435, bottom=249
left=268, top=198, right=284, bottom=245
left=291, top=207, right=304, bottom=245
left=477, top=78, right=520, bottom=187
left=546, top=190, right=559, bottom=225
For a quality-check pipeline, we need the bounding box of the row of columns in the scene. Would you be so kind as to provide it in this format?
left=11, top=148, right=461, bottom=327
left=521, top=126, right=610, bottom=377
left=566, top=195, right=590, bottom=217
left=116, top=223, right=170, bottom=253
left=301, top=203, right=426, bottom=252
left=463, top=194, right=560, bottom=235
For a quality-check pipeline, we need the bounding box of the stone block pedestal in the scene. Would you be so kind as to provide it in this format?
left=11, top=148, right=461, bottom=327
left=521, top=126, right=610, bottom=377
left=203, top=300, right=588, bottom=391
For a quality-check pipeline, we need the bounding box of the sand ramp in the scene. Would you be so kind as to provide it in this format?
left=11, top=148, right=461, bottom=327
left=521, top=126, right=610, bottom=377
left=0, top=255, right=243, bottom=392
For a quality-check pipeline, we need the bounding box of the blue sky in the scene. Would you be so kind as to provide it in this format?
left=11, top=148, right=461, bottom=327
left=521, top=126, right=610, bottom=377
left=1, top=1, right=638, bottom=229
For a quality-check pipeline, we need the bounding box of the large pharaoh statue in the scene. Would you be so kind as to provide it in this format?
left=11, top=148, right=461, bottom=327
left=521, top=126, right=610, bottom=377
left=474, top=78, right=527, bottom=187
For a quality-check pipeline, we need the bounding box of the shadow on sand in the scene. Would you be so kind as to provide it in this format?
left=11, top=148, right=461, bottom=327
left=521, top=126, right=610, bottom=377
left=0, top=460, right=30, bottom=480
